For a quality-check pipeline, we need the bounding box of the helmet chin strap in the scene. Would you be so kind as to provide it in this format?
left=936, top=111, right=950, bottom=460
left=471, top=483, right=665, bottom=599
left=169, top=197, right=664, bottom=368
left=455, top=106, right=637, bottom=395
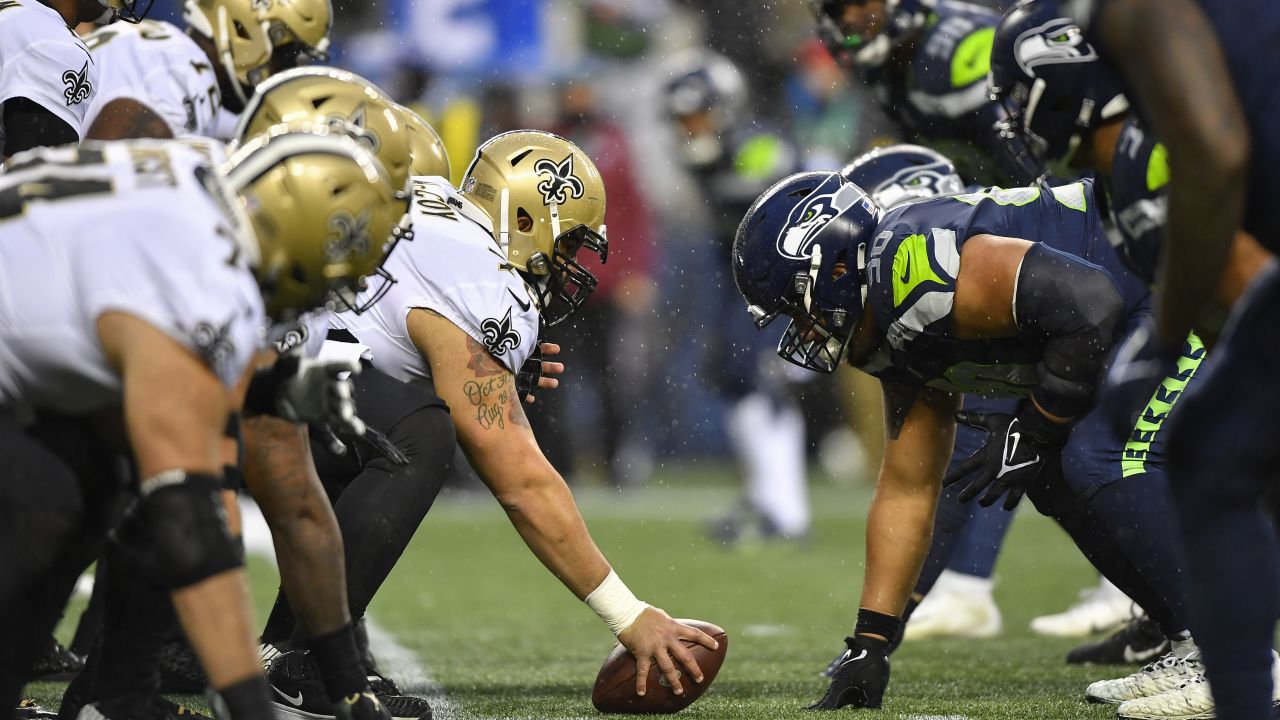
left=498, top=187, right=510, bottom=253
left=548, top=197, right=563, bottom=241
left=802, top=245, right=823, bottom=314
left=855, top=241, right=869, bottom=303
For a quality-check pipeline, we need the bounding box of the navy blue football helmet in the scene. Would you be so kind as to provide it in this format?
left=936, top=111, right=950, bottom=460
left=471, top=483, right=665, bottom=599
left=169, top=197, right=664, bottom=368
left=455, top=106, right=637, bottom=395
left=842, top=143, right=965, bottom=208
left=733, top=172, right=881, bottom=373
left=989, top=0, right=1129, bottom=166
left=811, top=0, right=933, bottom=68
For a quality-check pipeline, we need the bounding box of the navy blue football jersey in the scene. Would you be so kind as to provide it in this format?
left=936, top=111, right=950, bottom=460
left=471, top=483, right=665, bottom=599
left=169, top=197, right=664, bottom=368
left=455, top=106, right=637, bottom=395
left=865, top=1, right=1028, bottom=185
left=1106, top=117, right=1167, bottom=284
left=854, top=180, right=1148, bottom=396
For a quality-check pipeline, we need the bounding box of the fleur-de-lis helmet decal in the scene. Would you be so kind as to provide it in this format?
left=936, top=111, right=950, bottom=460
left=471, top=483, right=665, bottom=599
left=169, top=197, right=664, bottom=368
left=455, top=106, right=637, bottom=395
left=534, top=155, right=586, bottom=206
left=458, top=130, right=610, bottom=327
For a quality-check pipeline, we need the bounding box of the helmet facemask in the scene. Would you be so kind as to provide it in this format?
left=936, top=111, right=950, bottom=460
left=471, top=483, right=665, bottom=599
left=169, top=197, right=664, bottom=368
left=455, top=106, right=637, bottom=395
left=501, top=191, right=608, bottom=326
left=100, top=0, right=155, bottom=23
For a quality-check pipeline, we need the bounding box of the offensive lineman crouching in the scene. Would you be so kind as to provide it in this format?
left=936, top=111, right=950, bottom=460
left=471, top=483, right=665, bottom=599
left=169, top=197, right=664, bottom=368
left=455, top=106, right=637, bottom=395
left=0, top=129, right=406, bottom=720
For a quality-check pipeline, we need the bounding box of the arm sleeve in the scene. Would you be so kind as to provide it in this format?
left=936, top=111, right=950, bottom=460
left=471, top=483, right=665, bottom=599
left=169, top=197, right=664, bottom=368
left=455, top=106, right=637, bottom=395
left=2, top=96, right=77, bottom=155
left=1013, top=242, right=1125, bottom=419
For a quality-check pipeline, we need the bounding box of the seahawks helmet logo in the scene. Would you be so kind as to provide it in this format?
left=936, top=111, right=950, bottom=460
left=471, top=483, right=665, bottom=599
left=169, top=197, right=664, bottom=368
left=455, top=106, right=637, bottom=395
left=535, top=155, right=585, bottom=206
left=871, top=162, right=966, bottom=207
left=480, top=308, right=522, bottom=356
left=326, top=210, right=373, bottom=262
left=62, top=62, right=92, bottom=106
left=777, top=178, right=866, bottom=260
left=1015, top=18, right=1096, bottom=75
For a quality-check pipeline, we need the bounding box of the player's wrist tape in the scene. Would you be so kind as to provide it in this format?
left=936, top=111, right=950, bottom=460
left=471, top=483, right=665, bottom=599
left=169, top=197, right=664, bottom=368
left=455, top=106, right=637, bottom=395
left=585, top=570, right=650, bottom=636
left=854, top=608, right=902, bottom=645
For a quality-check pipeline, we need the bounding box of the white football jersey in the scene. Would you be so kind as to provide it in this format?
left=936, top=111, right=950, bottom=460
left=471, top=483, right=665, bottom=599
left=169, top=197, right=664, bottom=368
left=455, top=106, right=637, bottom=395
left=0, top=0, right=98, bottom=147
left=84, top=20, right=220, bottom=138
left=0, top=139, right=264, bottom=416
left=329, top=176, right=540, bottom=387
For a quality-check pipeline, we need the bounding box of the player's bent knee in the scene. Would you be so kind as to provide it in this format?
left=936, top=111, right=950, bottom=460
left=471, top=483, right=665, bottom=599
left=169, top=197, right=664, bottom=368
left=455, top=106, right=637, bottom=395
left=118, top=472, right=245, bottom=589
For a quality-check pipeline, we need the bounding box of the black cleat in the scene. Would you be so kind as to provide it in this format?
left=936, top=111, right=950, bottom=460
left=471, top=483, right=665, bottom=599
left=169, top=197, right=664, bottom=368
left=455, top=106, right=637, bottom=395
left=806, top=637, right=891, bottom=710
left=366, top=670, right=431, bottom=720
left=16, top=699, right=57, bottom=719
left=333, top=693, right=390, bottom=720
left=267, top=651, right=334, bottom=718
left=820, top=646, right=846, bottom=679
left=28, top=637, right=84, bottom=682
left=1066, top=615, right=1170, bottom=665
left=157, top=638, right=208, bottom=694
left=77, top=696, right=210, bottom=720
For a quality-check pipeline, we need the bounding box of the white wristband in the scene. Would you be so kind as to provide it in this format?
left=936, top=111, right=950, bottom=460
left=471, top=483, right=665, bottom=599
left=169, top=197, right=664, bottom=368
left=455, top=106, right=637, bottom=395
left=585, top=570, right=650, bottom=636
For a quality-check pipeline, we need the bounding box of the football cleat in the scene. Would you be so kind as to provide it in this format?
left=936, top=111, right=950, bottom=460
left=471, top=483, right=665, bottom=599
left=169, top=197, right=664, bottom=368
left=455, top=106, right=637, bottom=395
left=76, top=696, right=211, bottom=720
left=268, top=651, right=335, bottom=718
left=333, top=693, right=391, bottom=720
left=1086, top=651, right=1202, bottom=704
left=16, top=699, right=56, bottom=719
left=28, top=637, right=84, bottom=681
left=157, top=638, right=208, bottom=694
left=807, top=637, right=890, bottom=710
left=1031, top=579, right=1135, bottom=638
left=901, top=572, right=1002, bottom=641
left=365, top=670, right=432, bottom=720
left=1115, top=650, right=1280, bottom=719
left=1068, top=615, right=1169, bottom=666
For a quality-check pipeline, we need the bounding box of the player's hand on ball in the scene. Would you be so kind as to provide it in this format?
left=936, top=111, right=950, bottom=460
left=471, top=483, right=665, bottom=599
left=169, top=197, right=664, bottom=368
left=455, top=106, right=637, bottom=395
left=617, top=607, right=719, bottom=697
left=807, top=635, right=890, bottom=710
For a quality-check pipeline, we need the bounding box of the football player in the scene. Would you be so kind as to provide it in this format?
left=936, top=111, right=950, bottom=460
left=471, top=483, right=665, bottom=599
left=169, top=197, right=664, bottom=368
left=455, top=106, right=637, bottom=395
left=660, top=49, right=814, bottom=544
left=59, top=69, right=414, bottom=720
left=809, top=0, right=1043, bottom=185
left=826, top=144, right=1014, bottom=648
left=1060, top=1, right=1280, bottom=718
left=733, top=172, right=1196, bottom=710
left=0, top=129, right=406, bottom=719
left=228, top=67, right=446, bottom=720
left=81, top=0, right=331, bottom=140
left=304, top=128, right=720, bottom=704
left=0, top=0, right=135, bottom=158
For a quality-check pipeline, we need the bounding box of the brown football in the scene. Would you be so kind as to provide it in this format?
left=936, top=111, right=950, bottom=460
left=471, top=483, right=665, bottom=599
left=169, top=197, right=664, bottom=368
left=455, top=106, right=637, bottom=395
left=591, top=619, right=728, bottom=714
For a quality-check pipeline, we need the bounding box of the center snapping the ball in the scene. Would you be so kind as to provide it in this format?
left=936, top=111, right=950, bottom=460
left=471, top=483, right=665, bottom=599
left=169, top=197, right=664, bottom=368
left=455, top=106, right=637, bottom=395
left=591, top=619, right=728, bottom=714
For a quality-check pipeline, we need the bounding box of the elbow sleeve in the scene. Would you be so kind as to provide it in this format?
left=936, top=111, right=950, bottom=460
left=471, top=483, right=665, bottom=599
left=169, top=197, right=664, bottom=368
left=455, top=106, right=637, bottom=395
left=1014, top=243, right=1125, bottom=419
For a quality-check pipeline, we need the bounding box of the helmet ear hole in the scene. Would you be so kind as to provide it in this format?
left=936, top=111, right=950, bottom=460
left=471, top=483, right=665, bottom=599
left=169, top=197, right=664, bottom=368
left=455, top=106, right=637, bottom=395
left=290, top=262, right=307, bottom=285
left=516, top=208, right=534, bottom=233
left=233, top=20, right=252, bottom=40
left=832, top=248, right=848, bottom=280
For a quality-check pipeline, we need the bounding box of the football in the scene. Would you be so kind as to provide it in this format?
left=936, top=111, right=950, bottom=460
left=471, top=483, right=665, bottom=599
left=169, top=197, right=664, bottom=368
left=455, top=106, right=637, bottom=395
left=591, top=619, right=729, bottom=714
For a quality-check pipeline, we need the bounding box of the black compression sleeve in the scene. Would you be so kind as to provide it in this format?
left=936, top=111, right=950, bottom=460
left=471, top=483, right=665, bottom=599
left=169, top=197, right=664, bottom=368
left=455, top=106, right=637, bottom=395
left=2, top=98, right=77, bottom=157
left=1014, top=243, right=1125, bottom=419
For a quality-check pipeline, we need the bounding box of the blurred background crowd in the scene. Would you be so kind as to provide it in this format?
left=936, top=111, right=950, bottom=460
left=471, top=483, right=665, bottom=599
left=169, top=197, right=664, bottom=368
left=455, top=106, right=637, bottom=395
left=147, top=0, right=1017, bottom=492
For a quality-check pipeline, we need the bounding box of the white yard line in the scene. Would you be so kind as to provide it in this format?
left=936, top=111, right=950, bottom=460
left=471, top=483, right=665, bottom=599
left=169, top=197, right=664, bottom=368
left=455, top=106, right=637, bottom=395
left=364, top=620, right=466, bottom=720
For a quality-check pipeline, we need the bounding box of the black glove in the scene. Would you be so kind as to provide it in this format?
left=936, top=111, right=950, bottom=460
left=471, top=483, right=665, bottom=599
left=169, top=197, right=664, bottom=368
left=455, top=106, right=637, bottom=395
left=807, top=635, right=890, bottom=710
left=943, top=407, right=1071, bottom=511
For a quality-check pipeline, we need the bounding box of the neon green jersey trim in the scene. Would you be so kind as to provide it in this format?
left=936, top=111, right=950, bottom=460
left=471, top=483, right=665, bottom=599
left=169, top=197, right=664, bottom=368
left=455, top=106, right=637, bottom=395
left=892, top=233, right=946, bottom=307
left=1122, top=332, right=1205, bottom=478
left=952, top=28, right=995, bottom=88
left=1147, top=142, right=1171, bottom=192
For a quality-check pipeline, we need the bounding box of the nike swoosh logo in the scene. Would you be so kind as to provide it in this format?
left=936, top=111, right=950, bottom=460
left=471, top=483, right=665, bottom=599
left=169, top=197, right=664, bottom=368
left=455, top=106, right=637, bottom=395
left=997, top=428, right=1040, bottom=478
left=507, top=288, right=532, bottom=312
left=271, top=686, right=304, bottom=707
left=1123, top=643, right=1165, bottom=663
left=840, top=649, right=868, bottom=669
left=898, top=254, right=911, bottom=284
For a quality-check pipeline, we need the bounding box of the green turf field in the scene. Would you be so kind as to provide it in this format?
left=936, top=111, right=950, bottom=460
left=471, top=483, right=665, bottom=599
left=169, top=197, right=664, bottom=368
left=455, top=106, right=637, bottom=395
left=36, top=467, right=1133, bottom=719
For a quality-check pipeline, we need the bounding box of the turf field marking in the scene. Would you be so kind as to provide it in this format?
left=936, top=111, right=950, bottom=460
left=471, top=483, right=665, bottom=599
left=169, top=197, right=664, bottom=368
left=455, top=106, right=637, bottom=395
left=902, top=715, right=972, bottom=720
left=742, top=624, right=792, bottom=637
left=365, top=619, right=466, bottom=720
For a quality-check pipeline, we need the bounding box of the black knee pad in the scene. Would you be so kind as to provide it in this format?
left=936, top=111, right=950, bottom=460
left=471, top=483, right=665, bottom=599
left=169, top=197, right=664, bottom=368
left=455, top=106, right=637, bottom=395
left=114, top=473, right=243, bottom=590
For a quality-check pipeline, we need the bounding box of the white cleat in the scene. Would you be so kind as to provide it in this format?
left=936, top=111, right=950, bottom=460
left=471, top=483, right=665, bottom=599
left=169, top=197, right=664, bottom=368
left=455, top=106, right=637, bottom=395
left=903, top=572, right=1002, bottom=640
left=1117, top=650, right=1280, bottom=719
left=1032, top=578, right=1135, bottom=637
left=1087, top=651, right=1203, bottom=704
left=1116, top=674, right=1214, bottom=720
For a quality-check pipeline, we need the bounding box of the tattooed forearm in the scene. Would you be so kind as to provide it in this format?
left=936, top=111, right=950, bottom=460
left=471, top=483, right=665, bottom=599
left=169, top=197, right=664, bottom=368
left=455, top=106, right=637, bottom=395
left=465, top=335, right=506, bottom=377
left=463, top=374, right=514, bottom=430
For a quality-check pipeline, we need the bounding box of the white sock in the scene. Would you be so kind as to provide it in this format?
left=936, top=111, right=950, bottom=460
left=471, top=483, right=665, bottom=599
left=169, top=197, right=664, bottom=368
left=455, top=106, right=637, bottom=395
left=936, top=569, right=994, bottom=598
left=728, top=393, right=810, bottom=537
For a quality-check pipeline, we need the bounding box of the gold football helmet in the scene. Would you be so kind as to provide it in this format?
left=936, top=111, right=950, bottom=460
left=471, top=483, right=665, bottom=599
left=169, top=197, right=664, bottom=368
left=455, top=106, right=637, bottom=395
left=396, top=106, right=451, bottom=179
left=184, top=0, right=333, bottom=107
left=459, top=130, right=608, bottom=325
left=223, top=126, right=408, bottom=319
left=236, top=67, right=412, bottom=194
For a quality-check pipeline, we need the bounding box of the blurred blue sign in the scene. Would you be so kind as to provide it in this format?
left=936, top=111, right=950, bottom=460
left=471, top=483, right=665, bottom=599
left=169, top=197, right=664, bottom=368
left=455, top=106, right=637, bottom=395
left=390, top=0, right=543, bottom=75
